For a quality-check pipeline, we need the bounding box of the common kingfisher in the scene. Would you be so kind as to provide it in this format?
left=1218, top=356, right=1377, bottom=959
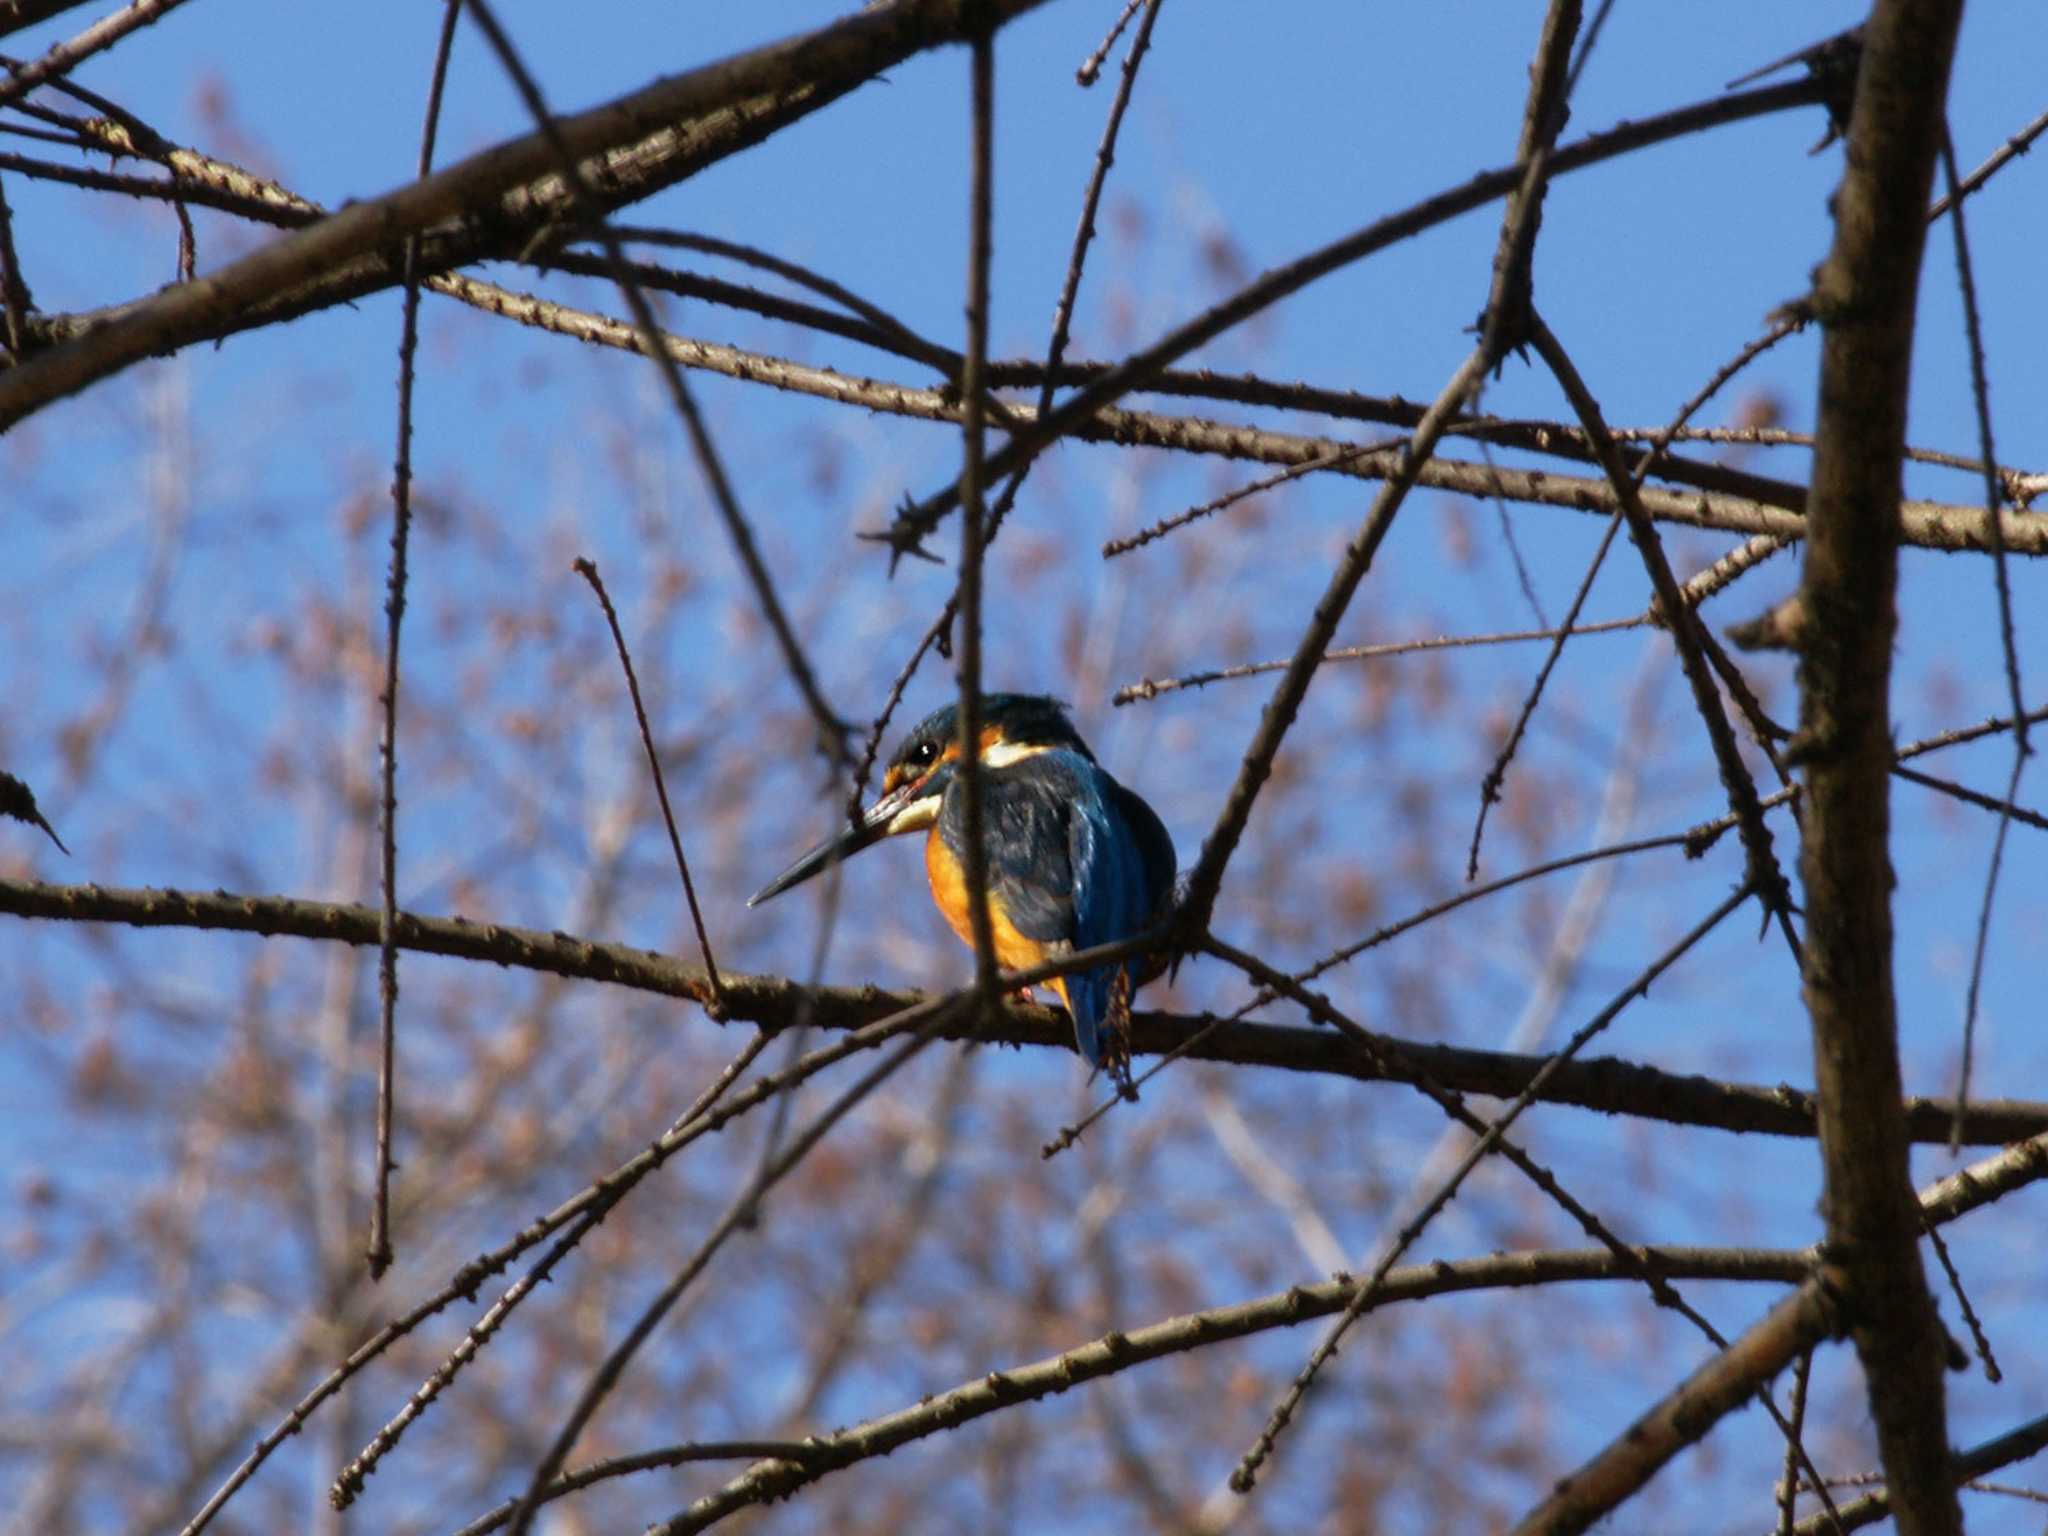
left=749, top=694, right=1176, bottom=1083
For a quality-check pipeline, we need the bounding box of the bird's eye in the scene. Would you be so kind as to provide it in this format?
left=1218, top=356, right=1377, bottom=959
left=910, top=741, right=938, bottom=768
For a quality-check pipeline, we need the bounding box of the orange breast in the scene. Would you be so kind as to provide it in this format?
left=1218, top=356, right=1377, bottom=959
left=925, top=827, right=1056, bottom=975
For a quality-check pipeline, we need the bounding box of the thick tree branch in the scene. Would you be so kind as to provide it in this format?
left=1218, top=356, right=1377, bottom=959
left=875, top=77, right=1830, bottom=559
left=1795, top=4, right=1965, bottom=1532
left=0, top=0, right=1054, bottom=428
left=1513, top=1126, right=2048, bottom=1535
left=396, top=281, right=2048, bottom=558
left=1509, top=1280, right=1843, bottom=1536
left=4, top=877, right=2044, bottom=1146
left=1791, top=1408, right=2048, bottom=1534
left=12, top=136, right=2040, bottom=562
left=0, top=0, right=196, bottom=113
left=641, top=1246, right=1816, bottom=1536
left=1476, top=0, right=1578, bottom=361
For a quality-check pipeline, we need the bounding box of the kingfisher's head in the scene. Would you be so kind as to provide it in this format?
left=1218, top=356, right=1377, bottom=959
left=747, top=693, right=1089, bottom=907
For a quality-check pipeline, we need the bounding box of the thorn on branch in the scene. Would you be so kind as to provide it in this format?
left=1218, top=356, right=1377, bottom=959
left=862, top=493, right=948, bottom=573
left=1725, top=593, right=1811, bottom=653
left=0, top=769, right=68, bottom=853
left=1726, top=23, right=1865, bottom=150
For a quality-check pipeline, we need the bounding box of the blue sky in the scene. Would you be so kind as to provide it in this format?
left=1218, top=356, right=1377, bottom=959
left=4, top=2, right=2047, bottom=1529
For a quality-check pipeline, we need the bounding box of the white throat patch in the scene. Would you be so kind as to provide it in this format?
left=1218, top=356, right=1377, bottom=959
left=884, top=793, right=943, bottom=835
left=981, top=740, right=1053, bottom=769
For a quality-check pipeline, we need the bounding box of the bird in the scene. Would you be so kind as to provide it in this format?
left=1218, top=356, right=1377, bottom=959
left=749, top=694, right=1176, bottom=1086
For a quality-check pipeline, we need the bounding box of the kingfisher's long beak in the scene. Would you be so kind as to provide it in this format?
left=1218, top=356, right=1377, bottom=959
left=747, top=776, right=938, bottom=907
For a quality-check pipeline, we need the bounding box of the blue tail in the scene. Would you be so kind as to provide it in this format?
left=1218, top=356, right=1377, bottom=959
left=1061, top=961, right=1136, bottom=1087
left=1064, top=966, right=1117, bottom=1067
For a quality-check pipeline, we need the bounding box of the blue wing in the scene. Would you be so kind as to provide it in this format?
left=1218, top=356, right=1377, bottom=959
left=942, top=750, right=1175, bottom=1069
left=1056, top=771, right=1155, bottom=1066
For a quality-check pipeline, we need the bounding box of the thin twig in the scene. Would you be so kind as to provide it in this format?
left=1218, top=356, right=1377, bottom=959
left=1102, top=434, right=1403, bottom=559
left=1562, top=0, right=1614, bottom=95
left=874, top=75, right=1829, bottom=561
left=1481, top=435, right=1551, bottom=627
left=847, top=619, right=947, bottom=821
left=645, top=1245, right=1813, bottom=1536
left=954, top=27, right=998, bottom=995
left=0, top=0, right=196, bottom=114
left=367, top=0, right=464, bottom=1287
left=1599, top=421, right=2040, bottom=486
left=1035, top=0, right=1162, bottom=455
left=1898, top=701, right=2048, bottom=760
left=0, top=118, right=88, bottom=146
left=1657, top=532, right=1793, bottom=618
left=328, top=1030, right=773, bottom=1510
left=1892, top=764, right=2048, bottom=831
left=1075, top=0, right=1144, bottom=85
left=1176, top=347, right=1491, bottom=936
left=536, top=247, right=956, bottom=372
left=459, top=0, right=850, bottom=765
left=1529, top=314, right=1792, bottom=935
left=1121, top=534, right=1791, bottom=708
left=851, top=0, right=1164, bottom=807
left=953, top=0, right=1164, bottom=651
left=1117, top=614, right=1644, bottom=705
left=1920, top=1214, right=1999, bottom=1383
left=1938, top=125, right=2028, bottom=1150
left=501, top=1016, right=947, bottom=1536
left=1927, top=101, right=2048, bottom=221
left=1225, top=883, right=1751, bottom=1492
left=1468, top=511, right=1624, bottom=877
left=1775, top=1348, right=1816, bottom=1535
left=1465, top=318, right=1797, bottom=876
left=573, top=558, right=724, bottom=1007
left=596, top=224, right=951, bottom=368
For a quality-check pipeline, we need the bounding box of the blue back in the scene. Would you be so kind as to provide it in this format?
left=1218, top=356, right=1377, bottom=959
left=939, top=748, right=1175, bottom=1066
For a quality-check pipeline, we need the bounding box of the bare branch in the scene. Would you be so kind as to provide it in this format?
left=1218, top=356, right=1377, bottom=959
left=1513, top=1122, right=2048, bottom=1534
left=0, top=0, right=1058, bottom=428
left=646, top=1246, right=1816, bottom=1536
left=1175, top=348, right=1491, bottom=934
left=876, top=75, right=1831, bottom=560
left=1794, top=4, right=1966, bottom=1529
left=0, top=0, right=198, bottom=114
